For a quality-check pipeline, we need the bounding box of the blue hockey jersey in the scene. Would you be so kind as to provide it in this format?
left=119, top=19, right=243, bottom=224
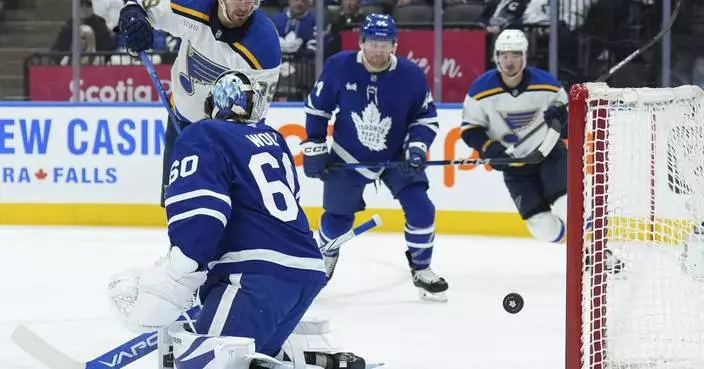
left=165, top=120, right=326, bottom=284
left=271, top=9, right=316, bottom=55
left=304, top=51, right=438, bottom=181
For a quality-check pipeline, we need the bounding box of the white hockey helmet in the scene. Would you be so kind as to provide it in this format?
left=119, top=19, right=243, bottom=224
left=494, top=29, right=529, bottom=75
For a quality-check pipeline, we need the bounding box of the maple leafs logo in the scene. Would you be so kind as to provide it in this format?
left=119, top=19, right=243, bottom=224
left=34, top=169, right=47, bottom=181
left=350, top=103, right=391, bottom=152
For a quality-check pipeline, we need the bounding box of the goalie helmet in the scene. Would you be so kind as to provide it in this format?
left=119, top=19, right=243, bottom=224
left=494, top=29, right=529, bottom=75
left=204, top=70, right=266, bottom=124
left=360, top=13, right=397, bottom=44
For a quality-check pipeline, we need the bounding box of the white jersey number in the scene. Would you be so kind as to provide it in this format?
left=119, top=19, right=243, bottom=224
left=248, top=152, right=298, bottom=222
left=168, top=155, right=199, bottom=185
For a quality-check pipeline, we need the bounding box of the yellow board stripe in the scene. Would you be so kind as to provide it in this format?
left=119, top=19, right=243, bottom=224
left=232, top=43, right=262, bottom=70
left=170, top=3, right=209, bottom=23
left=527, top=84, right=560, bottom=92
left=0, top=203, right=530, bottom=237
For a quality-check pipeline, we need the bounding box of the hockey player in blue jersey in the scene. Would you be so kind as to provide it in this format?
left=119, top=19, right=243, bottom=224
left=301, top=14, right=449, bottom=302
left=118, top=0, right=282, bottom=207
left=108, top=71, right=367, bottom=369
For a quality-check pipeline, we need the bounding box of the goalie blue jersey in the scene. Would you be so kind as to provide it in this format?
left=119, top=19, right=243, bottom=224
left=304, top=51, right=439, bottom=181
left=165, top=121, right=326, bottom=284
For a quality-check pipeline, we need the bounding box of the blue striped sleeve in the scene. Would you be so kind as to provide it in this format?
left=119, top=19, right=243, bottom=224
left=165, top=124, right=233, bottom=267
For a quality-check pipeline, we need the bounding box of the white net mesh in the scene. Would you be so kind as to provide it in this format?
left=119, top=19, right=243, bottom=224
left=578, top=83, right=704, bottom=369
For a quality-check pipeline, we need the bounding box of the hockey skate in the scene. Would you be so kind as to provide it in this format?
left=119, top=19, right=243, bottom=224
left=405, top=251, right=448, bottom=302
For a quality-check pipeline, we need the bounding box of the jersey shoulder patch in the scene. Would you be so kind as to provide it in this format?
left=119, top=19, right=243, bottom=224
left=170, top=0, right=213, bottom=24
left=468, top=69, right=504, bottom=101
left=526, top=67, right=562, bottom=93
left=236, top=10, right=282, bottom=70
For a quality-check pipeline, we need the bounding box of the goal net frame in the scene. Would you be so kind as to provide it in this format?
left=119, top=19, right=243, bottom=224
left=565, top=82, right=704, bottom=369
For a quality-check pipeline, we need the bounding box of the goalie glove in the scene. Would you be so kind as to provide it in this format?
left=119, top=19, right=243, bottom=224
left=108, top=246, right=206, bottom=333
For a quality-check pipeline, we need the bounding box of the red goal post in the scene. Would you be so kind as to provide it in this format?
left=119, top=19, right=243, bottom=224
left=565, top=82, right=704, bottom=369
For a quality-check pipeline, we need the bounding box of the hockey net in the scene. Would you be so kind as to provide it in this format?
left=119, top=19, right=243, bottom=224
left=566, top=82, right=704, bottom=369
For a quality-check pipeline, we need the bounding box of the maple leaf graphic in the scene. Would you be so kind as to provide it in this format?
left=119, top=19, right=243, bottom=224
left=34, top=169, right=48, bottom=180
left=350, top=103, right=392, bottom=152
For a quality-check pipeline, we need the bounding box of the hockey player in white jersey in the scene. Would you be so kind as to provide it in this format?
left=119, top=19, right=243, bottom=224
left=118, top=0, right=281, bottom=206
left=461, top=29, right=569, bottom=243
left=461, top=29, right=624, bottom=272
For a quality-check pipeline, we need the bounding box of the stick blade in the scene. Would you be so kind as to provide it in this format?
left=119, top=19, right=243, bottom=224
left=11, top=325, right=86, bottom=369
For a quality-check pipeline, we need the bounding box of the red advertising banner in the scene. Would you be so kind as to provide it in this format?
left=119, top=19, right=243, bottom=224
left=28, top=65, right=172, bottom=102
left=341, top=29, right=487, bottom=102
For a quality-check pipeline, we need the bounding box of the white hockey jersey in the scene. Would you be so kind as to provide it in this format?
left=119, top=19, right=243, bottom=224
left=130, top=0, right=281, bottom=123
left=461, top=67, right=568, bottom=158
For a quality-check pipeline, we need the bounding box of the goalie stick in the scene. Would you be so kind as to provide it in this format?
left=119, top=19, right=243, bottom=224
left=11, top=217, right=382, bottom=369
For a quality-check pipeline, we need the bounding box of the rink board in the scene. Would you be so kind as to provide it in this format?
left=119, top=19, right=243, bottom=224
left=0, top=102, right=530, bottom=236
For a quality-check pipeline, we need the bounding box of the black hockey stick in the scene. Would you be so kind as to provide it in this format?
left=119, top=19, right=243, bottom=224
left=331, top=118, right=563, bottom=169
left=595, top=0, right=683, bottom=82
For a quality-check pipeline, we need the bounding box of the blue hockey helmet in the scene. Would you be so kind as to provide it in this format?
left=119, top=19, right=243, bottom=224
left=205, top=70, right=265, bottom=124
left=360, top=13, right=397, bottom=44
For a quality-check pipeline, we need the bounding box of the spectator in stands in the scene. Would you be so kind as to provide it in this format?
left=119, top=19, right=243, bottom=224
left=272, top=0, right=316, bottom=99
left=481, top=0, right=528, bottom=34
left=272, top=0, right=317, bottom=56
left=653, top=0, right=704, bottom=87
left=326, top=0, right=365, bottom=56
left=60, top=24, right=101, bottom=66
left=51, top=0, right=115, bottom=57
left=92, top=0, right=123, bottom=31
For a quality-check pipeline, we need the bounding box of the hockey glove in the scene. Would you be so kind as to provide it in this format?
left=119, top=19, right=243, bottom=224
left=481, top=140, right=512, bottom=172
left=301, top=138, right=330, bottom=180
left=119, top=4, right=153, bottom=58
left=543, top=102, right=568, bottom=138
left=404, top=142, right=428, bottom=173
left=107, top=247, right=206, bottom=333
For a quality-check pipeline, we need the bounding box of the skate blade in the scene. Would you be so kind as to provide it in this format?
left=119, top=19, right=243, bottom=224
left=417, top=289, right=448, bottom=302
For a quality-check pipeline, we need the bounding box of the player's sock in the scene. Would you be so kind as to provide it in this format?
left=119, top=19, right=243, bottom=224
left=405, top=250, right=448, bottom=302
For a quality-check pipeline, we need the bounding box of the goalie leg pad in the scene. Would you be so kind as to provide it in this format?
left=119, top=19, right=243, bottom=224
left=526, top=211, right=566, bottom=243
left=195, top=274, right=324, bottom=357
left=169, top=323, right=256, bottom=369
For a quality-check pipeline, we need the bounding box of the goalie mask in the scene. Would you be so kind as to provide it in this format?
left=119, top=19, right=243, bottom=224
left=494, top=29, right=528, bottom=79
left=204, top=70, right=266, bottom=124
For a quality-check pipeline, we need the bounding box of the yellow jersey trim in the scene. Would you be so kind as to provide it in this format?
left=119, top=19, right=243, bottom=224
left=232, top=42, right=263, bottom=70
left=170, top=3, right=210, bottom=23
left=472, top=87, right=505, bottom=101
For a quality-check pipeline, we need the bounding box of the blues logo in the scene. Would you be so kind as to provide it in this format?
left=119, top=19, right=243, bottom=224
left=500, top=109, right=539, bottom=143
left=179, top=42, right=229, bottom=95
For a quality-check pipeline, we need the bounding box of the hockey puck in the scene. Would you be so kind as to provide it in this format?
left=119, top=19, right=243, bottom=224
left=503, top=292, right=524, bottom=314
